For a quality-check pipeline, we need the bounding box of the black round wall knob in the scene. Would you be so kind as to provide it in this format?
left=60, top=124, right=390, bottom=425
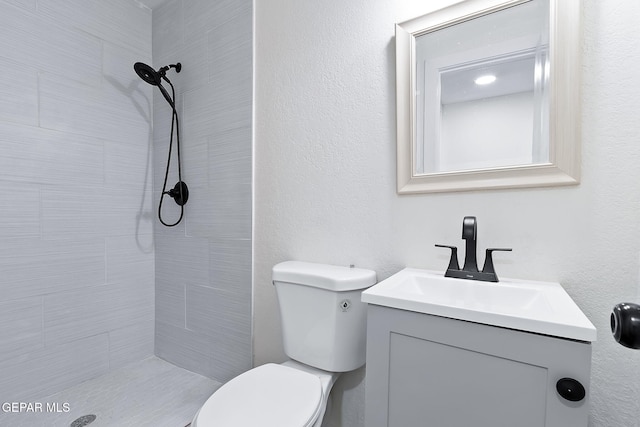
left=166, top=181, right=189, bottom=206
left=556, top=378, right=585, bottom=402
left=611, top=302, right=640, bottom=349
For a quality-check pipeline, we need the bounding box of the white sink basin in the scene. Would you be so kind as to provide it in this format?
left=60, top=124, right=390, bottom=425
left=361, top=268, right=596, bottom=342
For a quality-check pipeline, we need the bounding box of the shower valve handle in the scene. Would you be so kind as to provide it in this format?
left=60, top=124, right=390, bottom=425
left=163, top=181, right=189, bottom=206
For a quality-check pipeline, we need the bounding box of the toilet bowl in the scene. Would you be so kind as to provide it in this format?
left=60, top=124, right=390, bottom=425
left=191, top=361, right=339, bottom=427
left=191, top=261, right=377, bottom=427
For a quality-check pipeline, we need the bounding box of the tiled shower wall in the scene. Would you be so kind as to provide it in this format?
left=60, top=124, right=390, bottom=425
left=152, top=0, right=253, bottom=382
left=0, top=0, right=154, bottom=401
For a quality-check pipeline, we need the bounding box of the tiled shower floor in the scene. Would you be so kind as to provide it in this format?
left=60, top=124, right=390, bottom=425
left=2, top=357, right=221, bottom=427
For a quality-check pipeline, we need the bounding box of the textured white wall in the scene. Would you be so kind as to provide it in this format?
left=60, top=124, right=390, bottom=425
left=255, top=1, right=640, bottom=426
left=0, top=0, right=155, bottom=404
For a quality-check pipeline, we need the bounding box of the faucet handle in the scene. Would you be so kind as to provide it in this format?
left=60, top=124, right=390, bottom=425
left=435, top=244, right=460, bottom=271
left=482, top=248, right=512, bottom=277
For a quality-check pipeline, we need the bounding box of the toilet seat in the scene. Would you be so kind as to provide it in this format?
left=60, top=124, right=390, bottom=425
left=192, top=363, right=324, bottom=427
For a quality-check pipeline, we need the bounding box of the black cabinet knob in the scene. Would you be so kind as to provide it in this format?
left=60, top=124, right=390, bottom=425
left=556, top=378, right=585, bottom=402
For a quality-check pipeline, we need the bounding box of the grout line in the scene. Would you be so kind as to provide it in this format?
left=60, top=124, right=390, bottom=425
left=184, top=283, right=188, bottom=329
left=36, top=71, right=41, bottom=128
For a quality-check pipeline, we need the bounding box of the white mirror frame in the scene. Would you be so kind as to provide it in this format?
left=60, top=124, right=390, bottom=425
left=396, top=0, right=581, bottom=194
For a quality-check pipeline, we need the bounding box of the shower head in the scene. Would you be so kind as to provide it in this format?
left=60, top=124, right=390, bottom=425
left=134, top=62, right=182, bottom=109
left=134, top=62, right=182, bottom=85
left=134, top=62, right=161, bottom=86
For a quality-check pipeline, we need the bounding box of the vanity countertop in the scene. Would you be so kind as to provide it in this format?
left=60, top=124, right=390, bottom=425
left=362, top=268, right=597, bottom=342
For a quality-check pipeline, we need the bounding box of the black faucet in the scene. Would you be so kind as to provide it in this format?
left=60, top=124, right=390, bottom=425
left=436, top=216, right=511, bottom=283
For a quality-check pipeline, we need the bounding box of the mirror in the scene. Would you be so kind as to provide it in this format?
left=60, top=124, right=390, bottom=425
left=396, top=0, right=581, bottom=194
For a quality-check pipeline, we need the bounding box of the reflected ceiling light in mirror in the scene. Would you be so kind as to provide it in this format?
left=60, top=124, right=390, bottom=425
left=474, top=74, right=497, bottom=85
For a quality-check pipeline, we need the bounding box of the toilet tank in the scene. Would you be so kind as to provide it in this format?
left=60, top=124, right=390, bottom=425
left=272, top=261, right=377, bottom=372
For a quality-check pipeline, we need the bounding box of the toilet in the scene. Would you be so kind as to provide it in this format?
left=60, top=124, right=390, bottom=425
left=191, top=261, right=377, bottom=427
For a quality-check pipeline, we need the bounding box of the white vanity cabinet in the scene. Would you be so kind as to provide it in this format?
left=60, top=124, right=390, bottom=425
left=364, top=305, right=592, bottom=427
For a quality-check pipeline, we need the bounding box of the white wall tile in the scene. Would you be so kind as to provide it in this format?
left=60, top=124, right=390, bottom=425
left=208, top=327, right=252, bottom=383
left=182, top=193, right=213, bottom=238
left=41, top=186, right=107, bottom=239
left=0, top=183, right=40, bottom=239
left=207, top=9, right=252, bottom=85
left=0, top=297, right=43, bottom=359
left=181, top=137, right=209, bottom=237
left=156, top=279, right=185, bottom=328
left=207, top=182, right=252, bottom=239
left=39, top=73, right=150, bottom=144
left=185, top=284, right=250, bottom=337
left=0, top=57, right=38, bottom=126
left=105, top=139, right=153, bottom=191
left=182, top=84, right=251, bottom=141
left=184, top=128, right=251, bottom=239
left=108, top=320, right=155, bottom=370
left=37, top=0, right=152, bottom=55
left=102, top=188, right=155, bottom=237
left=155, top=234, right=210, bottom=286
left=209, top=238, right=252, bottom=295
left=1, top=0, right=36, bottom=12
left=106, top=236, right=155, bottom=283
left=158, top=34, right=209, bottom=95
left=0, top=0, right=250, bottom=402
left=0, top=238, right=105, bottom=301
left=155, top=200, right=187, bottom=229
left=0, top=3, right=102, bottom=87
left=41, top=186, right=154, bottom=239
left=155, top=321, right=216, bottom=378
left=0, top=334, right=110, bottom=402
left=152, top=0, right=183, bottom=61
left=208, top=128, right=252, bottom=185
left=102, top=41, right=153, bottom=130
left=183, top=0, right=251, bottom=44
left=185, top=284, right=251, bottom=382
left=0, top=0, right=155, bottom=400
left=0, top=122, right=104, bottom=185
left=44, top=281, right=153, bottom=346
left=154, top=0, right=253, bottom=381
left=182, top=137, right=209, bottom=192
left=153, top=206, right=187, bottom=237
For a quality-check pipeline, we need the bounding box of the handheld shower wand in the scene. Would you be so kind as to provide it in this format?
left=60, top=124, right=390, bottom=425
left=134, top=62, right=179, bottom=108
left=134, top=61, right=189, bottom=227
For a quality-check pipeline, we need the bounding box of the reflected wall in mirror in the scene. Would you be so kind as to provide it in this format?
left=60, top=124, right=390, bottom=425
left=396, top=0, right=581, bottom=194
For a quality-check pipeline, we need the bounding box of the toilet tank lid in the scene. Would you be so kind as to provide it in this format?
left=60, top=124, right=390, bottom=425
left=272, top=261, right=377, bottom=291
